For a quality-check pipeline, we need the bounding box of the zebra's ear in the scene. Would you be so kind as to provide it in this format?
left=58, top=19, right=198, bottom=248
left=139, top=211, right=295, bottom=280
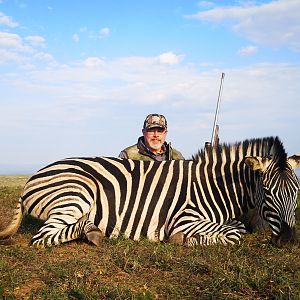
left=287, top=155, right=300, bottom=169
left=245, top=156, right=271, bottom=172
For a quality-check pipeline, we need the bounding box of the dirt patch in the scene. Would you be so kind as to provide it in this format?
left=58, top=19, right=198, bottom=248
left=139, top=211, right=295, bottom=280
left=12, top=276, right=46, bottom=299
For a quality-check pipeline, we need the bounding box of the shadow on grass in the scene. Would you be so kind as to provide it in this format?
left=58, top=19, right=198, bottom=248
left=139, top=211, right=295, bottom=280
left=0, top=215, right=43, bottom=246
left=19, top=215, right=44, bottom=236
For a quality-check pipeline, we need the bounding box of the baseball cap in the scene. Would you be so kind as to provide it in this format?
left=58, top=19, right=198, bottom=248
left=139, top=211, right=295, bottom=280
left=143, top=113, right=167, bottom=130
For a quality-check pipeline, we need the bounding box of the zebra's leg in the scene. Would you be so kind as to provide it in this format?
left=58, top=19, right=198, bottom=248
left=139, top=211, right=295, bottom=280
left=83, top=220, right=104, bottom=246
left=31, top=215, right=103, bottom=247
left=185, top=222, right=246, bottom=246
left=169, top=218, right=246, bottom=247
left=169, top=232, right=185, bottom=245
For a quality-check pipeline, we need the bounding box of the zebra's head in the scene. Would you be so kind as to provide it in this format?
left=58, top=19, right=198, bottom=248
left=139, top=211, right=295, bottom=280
left=245, top=153, right=300, bottom=247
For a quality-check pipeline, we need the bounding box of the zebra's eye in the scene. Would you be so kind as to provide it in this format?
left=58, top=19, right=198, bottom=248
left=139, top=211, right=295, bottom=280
left=263, top=187, right=272, bottom=196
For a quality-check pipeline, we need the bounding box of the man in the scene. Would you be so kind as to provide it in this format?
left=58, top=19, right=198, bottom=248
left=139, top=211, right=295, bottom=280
left=119, top=113, right=184, bottom=161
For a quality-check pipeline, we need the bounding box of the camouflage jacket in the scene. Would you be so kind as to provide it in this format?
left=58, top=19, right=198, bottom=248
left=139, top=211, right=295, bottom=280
left=119, top=136, right=184, bottom=161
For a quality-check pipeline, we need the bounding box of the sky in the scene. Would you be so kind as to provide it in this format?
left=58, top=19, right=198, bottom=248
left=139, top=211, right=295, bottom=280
left=0, top=0, right=299, bottom=174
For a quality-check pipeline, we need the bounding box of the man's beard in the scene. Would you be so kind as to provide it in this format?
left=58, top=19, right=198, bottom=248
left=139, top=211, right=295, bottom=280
left=149, top=140, right=163, bottom=150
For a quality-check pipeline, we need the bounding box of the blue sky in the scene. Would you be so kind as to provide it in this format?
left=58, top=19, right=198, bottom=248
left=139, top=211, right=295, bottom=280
left=0, top=0, right=299, bottom=174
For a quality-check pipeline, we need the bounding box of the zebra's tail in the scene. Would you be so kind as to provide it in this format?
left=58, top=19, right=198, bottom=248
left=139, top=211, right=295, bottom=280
left=0, top=198, right=24, bottom=240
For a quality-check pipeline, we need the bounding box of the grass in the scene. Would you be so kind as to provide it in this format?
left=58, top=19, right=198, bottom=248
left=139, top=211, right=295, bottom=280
left=0, top=175, right=299, bottom=300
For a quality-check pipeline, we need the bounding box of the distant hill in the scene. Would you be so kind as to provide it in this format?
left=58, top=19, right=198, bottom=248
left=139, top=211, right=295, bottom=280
left=0, top=164, right=42, bottom=175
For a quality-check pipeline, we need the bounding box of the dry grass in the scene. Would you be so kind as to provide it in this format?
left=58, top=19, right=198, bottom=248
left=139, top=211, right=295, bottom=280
left=0, top=175, right=299, bottom=300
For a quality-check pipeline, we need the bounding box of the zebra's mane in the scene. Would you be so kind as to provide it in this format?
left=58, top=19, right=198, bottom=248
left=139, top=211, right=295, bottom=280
left=192, top=136, right=287, bottom=170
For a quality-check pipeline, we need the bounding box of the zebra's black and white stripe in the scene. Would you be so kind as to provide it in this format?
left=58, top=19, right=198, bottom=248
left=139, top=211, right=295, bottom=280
left=0, top=136, right=299, bottom=247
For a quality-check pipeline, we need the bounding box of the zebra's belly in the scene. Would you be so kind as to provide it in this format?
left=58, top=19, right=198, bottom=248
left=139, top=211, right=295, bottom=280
left=97, top=214, right=166, bottom=242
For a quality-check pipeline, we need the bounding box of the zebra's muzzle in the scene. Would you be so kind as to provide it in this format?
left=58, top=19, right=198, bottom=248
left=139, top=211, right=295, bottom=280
left=271, top=221, right=297, bottom=247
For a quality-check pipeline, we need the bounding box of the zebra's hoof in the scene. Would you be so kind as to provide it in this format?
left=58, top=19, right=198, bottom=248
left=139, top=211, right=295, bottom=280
left=86, top=228, right=104, bottom=247
left=169, top=232, right=184, bottom=245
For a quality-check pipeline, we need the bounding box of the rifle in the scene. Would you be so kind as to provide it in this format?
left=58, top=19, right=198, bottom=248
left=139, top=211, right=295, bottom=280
left=206, top=73, right=225, bottom=148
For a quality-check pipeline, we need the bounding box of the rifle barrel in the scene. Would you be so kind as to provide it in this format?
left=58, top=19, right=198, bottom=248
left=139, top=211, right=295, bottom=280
left=210, top=73, right=225, bottom=145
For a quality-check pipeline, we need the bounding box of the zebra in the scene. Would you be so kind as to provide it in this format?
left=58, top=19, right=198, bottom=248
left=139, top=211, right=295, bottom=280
left=0, top=136, right=299, bottom=247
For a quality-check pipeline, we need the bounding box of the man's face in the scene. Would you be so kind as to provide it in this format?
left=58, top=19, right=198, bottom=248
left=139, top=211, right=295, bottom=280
left=142, top=127, right=167, bottom=152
